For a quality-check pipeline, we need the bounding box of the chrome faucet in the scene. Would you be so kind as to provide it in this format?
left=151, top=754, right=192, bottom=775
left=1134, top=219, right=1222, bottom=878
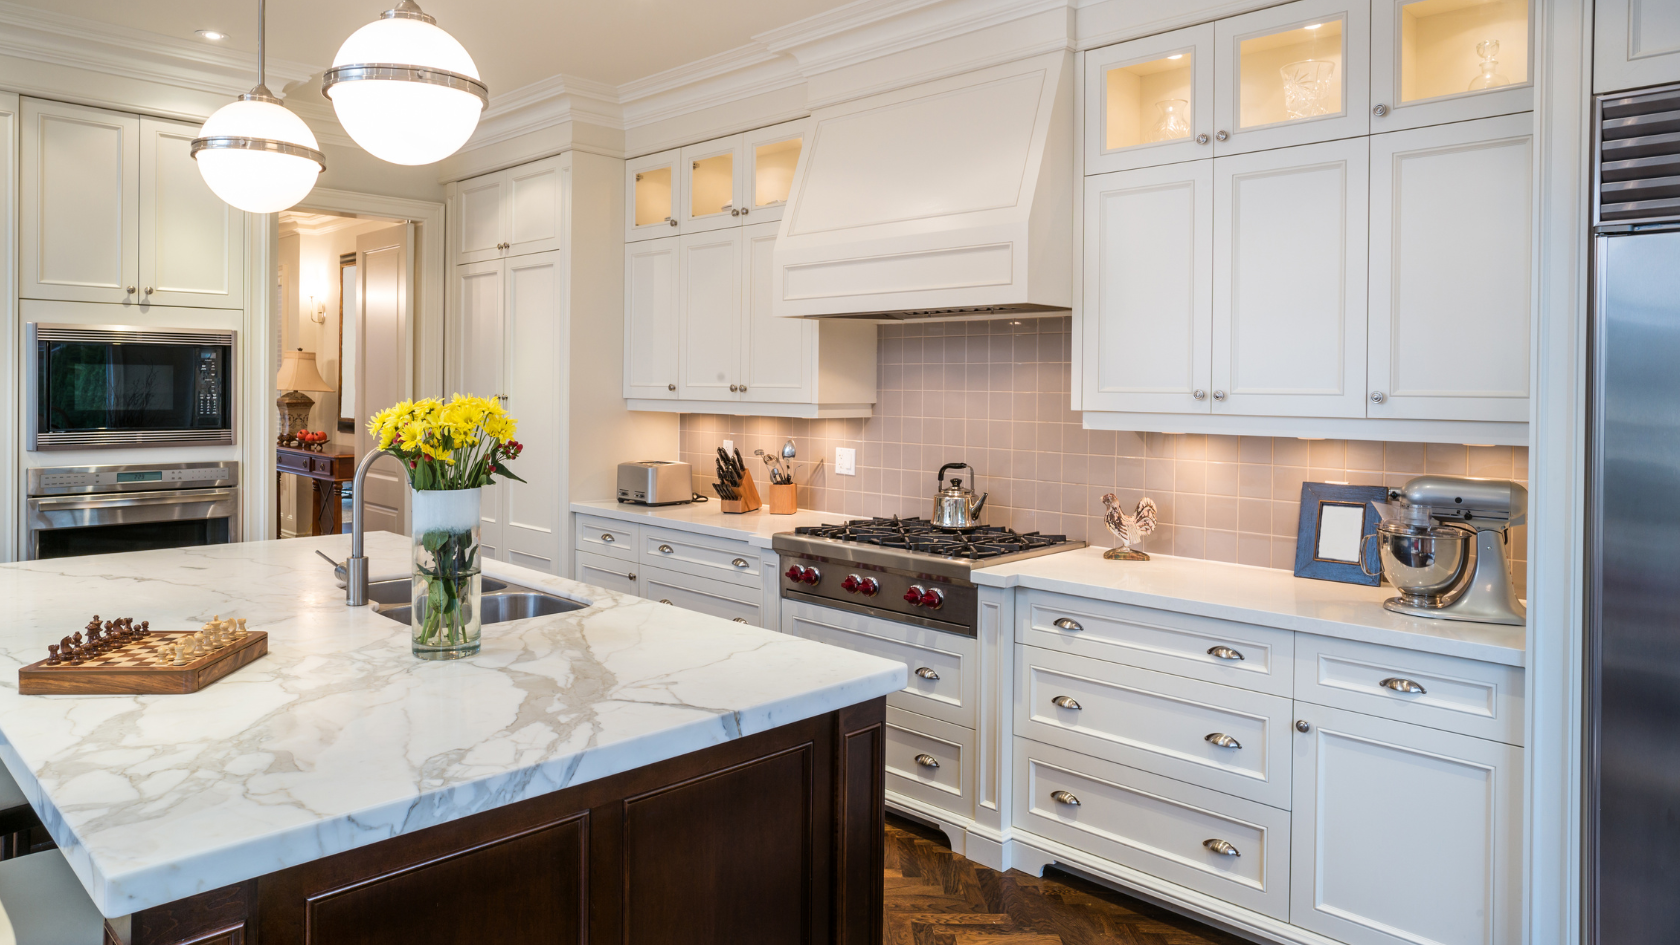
left=345, top=449, right=403, bottom=607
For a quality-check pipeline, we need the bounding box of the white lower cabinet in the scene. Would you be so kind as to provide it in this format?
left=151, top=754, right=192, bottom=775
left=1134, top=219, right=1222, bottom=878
left=574, top=550, right=639, bottom=595
left=1289, top=702, right=1523, bottom=945
left=783, top=600, right=977, bottom=729
left=569, top=516, right=778, bottom=628
left=642, top=566, right=761, bottom=625
left=885, top=706, right=974, bottom=817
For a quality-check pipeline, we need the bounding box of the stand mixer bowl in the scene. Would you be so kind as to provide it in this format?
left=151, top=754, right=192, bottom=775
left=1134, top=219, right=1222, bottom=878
left=1374, top=520, right=1475, bottom=606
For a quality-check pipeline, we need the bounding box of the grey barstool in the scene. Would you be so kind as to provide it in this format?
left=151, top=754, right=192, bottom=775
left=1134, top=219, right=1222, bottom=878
left=0, top=765, right=41, bottom=861
left=0, top=849, right=105, bottom=945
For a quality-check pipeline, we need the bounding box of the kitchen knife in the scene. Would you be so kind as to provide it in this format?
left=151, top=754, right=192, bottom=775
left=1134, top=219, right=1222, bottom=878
left=733, top=448, right=747, bottom=479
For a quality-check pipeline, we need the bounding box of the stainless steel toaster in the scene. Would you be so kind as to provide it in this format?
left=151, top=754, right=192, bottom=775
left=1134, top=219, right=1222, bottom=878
left=616, top=461, right=693, bottom=506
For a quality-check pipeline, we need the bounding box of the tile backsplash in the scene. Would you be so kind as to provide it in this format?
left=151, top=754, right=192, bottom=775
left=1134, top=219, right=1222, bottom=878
left=680, top=316, right=1528, bottom=594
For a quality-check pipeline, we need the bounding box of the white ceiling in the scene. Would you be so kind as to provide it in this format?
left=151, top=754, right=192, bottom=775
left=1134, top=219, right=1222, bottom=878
left=18, top=0, right=858, bottom=93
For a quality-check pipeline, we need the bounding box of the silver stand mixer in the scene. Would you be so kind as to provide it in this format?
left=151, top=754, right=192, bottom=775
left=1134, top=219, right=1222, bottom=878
left=1364, top=475, right=1527, bottom=626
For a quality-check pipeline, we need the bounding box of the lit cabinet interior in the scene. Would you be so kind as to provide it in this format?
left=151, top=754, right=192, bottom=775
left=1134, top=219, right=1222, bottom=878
left=627, top=120, right=808, bottom=240
left=747, top=129, right=802, bottom=220
left=1213, top=0, right=1370, bottom=154
left=1086, top=25, right=1214, bottom=174
left=1236, top=19, right=1346, bottom=130
left=1375, top=0, right=1533, bottom=129
left=682, top=138, right=737, bottom=233
left=1107, top=54, right=1195, bottom=149
left=626, top=149, right=680, bottom=242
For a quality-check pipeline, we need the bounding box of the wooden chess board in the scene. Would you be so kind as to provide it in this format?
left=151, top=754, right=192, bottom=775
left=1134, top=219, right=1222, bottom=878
left=18, top=629, right=268, bottom=696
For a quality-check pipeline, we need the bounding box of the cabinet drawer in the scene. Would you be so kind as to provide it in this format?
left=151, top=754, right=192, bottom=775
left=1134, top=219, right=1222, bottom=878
left=1294, top=634, right=1524, bottom=746
left=642, top=527, right=761, bottom=588
left=783, top=600, right=976, bottom=728
left=575, top=551, right=639, bottom=596
left=1018, top=590, right=1293, bottom=696
left=643, top=566, right=761, bottom=626
left=575, top=514, right=638, bottom=562
left=885, top=707, right=973, bottom=819
left=1017, top=645, right=1291, bottom=809
left=1013, top=737, right=1290, bottom=920
left=277, top=450, right=312, bottom=475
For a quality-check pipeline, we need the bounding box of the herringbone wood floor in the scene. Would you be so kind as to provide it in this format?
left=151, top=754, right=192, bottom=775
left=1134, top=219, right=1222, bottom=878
left=884, top=816, right=1250, bottom=945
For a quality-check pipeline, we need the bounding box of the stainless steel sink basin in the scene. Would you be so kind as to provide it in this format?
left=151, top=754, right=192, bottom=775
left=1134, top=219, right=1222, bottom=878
left=364, top=577, right=506, bottom=606
left=375, top=589, right=583, bottom=626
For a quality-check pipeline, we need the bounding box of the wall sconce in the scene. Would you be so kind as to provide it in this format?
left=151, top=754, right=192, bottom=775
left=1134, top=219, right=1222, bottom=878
left=306, top=295, right=326, bottom=324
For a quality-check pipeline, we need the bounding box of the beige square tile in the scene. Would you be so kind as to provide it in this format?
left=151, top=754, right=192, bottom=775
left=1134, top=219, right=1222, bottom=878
left=1115, top=431, right=1147, bottom=457
left=1175, top=526, right=1206, bottom=559
left=1513, top=446, right=1529, bottom=481
left=1308, top=439, right=1347, bottom=469
left=1207, top=435, right=1240, bottom=463
left=1270, top=537, right=1298, bottom=570
left=1177, top=434, right=1207, bottom=460
left=1273, top=466, right=1310, bottom=503
left=1273, top=500, right=1301, bottom=538
left=1272, top=437, right=1311, bottom=466
left=1061, top=483, right=1088, bottom=514
left=1385, top=441, right=1426, bottom=473
left=1176, top=493, right=1208, bottom=528
left=1468, top=445, right=1514, bottom=479
left=1087, top=430, right=1117, bottom=455
left=1175, top=460, right=1207, bottom=494
left=1146, top=458, right=1175, bottom=492
left=1425, top=443, right=1468, bottom=475
left=1238, top=533, right=1272, bottom=567
left=1206, top=462, right=1239, bottom=497
left=1117, top=456, right=1146, bottom=488
left=1206, top=529, right=1240, bottom=563
left=1238, top=436, right=1272, bottom=464
left=1206, top=495, right=1240, bottom=531
left=1146, top=432, right=1177, bottom=458
left=1345, top=470, right=1386, bottom=487
left=1063, top=452, right=1088, bottom=485
left=1239, top=497, right=1271, bottom=534
left=1346, top=440, right=1385, bottom=471
left=1239, top=464, right=1271, bottom=498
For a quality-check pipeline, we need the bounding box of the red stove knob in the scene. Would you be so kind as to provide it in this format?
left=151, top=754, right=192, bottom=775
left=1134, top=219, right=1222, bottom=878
left=841, top=575, right=861, bottom=593
left=800, top=567, right=821, bottom=586
left=904, top=585, right=925, bottom=605
left=919, top=588, right=945, bottom=609
left=784, top=565, right=804, bottom=583
left=858, top=577, right=880, bottom=597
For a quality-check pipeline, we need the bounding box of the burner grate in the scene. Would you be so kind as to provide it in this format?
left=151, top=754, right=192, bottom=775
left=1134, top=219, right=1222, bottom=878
left=793, top=516, right=1070, bottom=560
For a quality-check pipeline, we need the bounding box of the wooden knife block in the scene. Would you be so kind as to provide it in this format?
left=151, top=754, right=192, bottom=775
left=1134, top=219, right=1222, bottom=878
left=721, top=472, right=761, bottom=513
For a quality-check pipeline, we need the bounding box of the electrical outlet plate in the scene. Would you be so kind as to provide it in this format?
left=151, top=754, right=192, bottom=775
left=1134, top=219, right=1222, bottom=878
left=836, top=447, right=856, bottom=476
left=722, top=440, right=733, bottom=452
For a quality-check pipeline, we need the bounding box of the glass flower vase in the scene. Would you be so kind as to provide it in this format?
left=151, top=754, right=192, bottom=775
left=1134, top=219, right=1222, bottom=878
left=410, top=487, right=483, bottom=660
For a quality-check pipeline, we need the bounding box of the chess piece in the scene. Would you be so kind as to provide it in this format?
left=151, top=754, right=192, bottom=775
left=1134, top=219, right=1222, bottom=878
left=235, top=619, right=247, bottom=639
left=172, top=642, right=188, bottom=667
left=139, top=621, right=149, bottom=637
left=46, top=644, right=60, bottom=666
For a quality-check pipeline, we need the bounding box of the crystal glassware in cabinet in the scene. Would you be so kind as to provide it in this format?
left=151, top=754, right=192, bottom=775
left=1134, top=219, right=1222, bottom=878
left=626, top=148, right=682, bottom=241
left=1371, top=0, right=1531, bottom=130
left=681, top=136, right=740, bottom=233
left=1213, top=0, right=1369, bottom=154
left=1238, top=20, right=1346, bottom=129
left=1084, top=23, right=1214, bottom=174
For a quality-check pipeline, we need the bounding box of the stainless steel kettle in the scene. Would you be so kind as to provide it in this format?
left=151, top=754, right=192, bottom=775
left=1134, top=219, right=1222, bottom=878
left=932, top=463, right=987, bottom=530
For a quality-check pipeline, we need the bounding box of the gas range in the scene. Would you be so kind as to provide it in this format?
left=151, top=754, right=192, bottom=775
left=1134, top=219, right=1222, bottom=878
left=771, top=517, right=1086, bottom=636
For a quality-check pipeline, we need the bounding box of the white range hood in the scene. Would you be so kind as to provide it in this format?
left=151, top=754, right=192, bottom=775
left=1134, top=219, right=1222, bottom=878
left=772, top=52, right=1073, bottom=320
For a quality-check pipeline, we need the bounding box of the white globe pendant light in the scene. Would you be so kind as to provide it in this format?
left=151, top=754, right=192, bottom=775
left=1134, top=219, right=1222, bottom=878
left=322, top=0, right=488, bottom=166
left=191, top=0, right=325, bottom=214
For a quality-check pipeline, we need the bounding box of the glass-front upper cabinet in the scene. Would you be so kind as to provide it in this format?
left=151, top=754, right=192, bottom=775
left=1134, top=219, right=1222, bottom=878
left=1085, top=24, right=1215, bottom=174
left=740, top=119, right=808, bottom=224
left=1372, top=0, right=1532, bottom=131
left=626, top=148, right=682, bottom=242
left=680, top=136, right=740, bottom=234
left=1214, top=0, right=1372, bottom=154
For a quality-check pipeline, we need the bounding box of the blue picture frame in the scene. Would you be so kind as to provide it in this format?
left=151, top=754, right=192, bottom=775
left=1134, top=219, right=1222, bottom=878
left=1293, top=482, right=1388, bottom=586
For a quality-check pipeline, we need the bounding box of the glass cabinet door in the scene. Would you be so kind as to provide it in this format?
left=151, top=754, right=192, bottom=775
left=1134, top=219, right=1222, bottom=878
left=741, top=119, right=808, bottom=224
left=1085, top=24, right=1215, bottom=174
left=1371, top=0, right=1532, bottom=131
left=626, top=148, right=682, bottom=242
left=680, top=135, right=742, bottom=234
left=1214, top=0, right=1371, bottom=154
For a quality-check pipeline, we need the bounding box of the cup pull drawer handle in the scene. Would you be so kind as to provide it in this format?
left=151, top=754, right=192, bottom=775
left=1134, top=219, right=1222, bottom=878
left=1051, top=695, right=1082, bottom=710
left=1381, top=677, right=1427, bottom=695
left=913, top=753, right=940, bottom=769
left=658, top=544, right=674, bottom=554
left=1052, top=617, right=1083, bottom=632
left=732, top=617, right=748, bottom=623
left=659, top=599, right=673, bottom=605
left=1205, top=733, right=1242, bottom=749
left=601, top=533, right=615, bottom=543
left=732, top=558, right=749, bottom=568
left=1203, top=839, right=1240, bottom=857
left=914, top=666, right=940, bottom=680
left=1050, top=790, right=1081, bottom=807
left=1207, top=645, right=1245, bottom=661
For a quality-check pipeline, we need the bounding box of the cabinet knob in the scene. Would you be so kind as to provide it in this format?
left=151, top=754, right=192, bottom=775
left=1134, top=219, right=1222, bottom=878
left=741, top=207, right=750, bottom=215
left=1050, top=790, right=1081, bottom=807
left=1295, top=719, right=1311, bottom=733
left=1373, top=103, right=1389, bottom=117
left=738, top=384, right=747, bottom=392
left=125, top=285, right=135, bottom=294
left=1051, top=695, right=1082, bottom=711
left=1212, top=390, right=1227, bottom=401
left=1215, top=130, right=1229, bottom=141
left=1202, top=839, right=1241, bottom=857
left=1052, top=617, right=1083, bottom=632
left=668, top=383, right=676, bottom=391
left=1193, top=389, right=1207, bottom=401
left=914, top=666, right=940, bottom=680
left=658, top=544, right=673, bottom=554
left=1370, top=390, right=1387, bottom=404
left=729, top=384, right=739, bottom=392
left=1207, top=644, right=1244, bottom=661
left=1380, top=676, right=1427, bottom=695
left=1196, top=133, right=1210, bottom=145
left=669, top=219, right=678, bottom=227
left=143, top=286, right=153, bottom=295
left=914, top=753, right=941, bottom=769
left=1205, top=732, right=1242, bottom=749
left=731, top=208, right=740, bottom=216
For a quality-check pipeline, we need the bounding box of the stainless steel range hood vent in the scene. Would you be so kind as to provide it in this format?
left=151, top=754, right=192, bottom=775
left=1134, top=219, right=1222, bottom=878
left=772, top=52, right=1073, bottom=320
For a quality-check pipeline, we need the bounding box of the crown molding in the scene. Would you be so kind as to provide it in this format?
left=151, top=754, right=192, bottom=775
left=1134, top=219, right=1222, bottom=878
left=467, top=72, right=622, bottom=151
left=755, top=0, right=1073, bottom=77
left=618, top=44, right=805, bottom=130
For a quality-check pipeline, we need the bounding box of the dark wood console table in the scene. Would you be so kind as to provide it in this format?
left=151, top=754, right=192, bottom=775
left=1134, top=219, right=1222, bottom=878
left=276, top=446, right=356, bottom=537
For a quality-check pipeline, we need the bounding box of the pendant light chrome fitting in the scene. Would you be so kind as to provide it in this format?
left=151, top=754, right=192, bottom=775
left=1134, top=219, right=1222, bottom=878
left=320, top=2, right=488, bottom=110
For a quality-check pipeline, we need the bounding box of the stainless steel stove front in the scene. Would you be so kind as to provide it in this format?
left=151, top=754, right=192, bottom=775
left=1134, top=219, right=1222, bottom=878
left=776, top=550, right=977, bottom=636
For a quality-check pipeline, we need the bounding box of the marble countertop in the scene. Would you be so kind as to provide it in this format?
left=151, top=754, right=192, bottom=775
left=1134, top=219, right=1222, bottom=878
left=571, top=499, right=848, bottom=548
left=0, top=534, right=904, bottom=918
left=973, top=548, right=1526, bottom=667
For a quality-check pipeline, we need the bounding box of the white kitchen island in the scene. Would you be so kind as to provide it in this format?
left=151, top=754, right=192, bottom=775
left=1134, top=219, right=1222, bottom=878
left=0, top=532, right=903, bottom=944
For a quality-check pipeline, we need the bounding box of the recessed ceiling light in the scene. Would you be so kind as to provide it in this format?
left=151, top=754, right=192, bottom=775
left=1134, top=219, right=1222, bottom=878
left=197, top=29, right=230, bottom=40
left=1167, top=53, right=1184, bottom=60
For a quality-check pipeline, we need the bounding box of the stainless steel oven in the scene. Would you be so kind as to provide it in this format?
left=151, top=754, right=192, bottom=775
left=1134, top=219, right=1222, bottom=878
left=26, top=462, right=240, bottom=560
left=28, top=323, right=236, bottom=450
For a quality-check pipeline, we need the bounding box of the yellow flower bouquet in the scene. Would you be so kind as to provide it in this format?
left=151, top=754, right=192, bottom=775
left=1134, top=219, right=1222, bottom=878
left=367, top=395, right=525, bottom=659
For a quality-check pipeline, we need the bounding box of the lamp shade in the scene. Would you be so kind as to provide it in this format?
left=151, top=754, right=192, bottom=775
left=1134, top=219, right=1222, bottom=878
left=194, top=96, right=325, bottom=213
left=276, top=349, right=334, bottom=392
left=323, top=3, right=488, bottom=166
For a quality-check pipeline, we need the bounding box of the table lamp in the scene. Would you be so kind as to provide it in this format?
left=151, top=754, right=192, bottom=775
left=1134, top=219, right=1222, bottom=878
left=276, top=348, right=334, bottom=439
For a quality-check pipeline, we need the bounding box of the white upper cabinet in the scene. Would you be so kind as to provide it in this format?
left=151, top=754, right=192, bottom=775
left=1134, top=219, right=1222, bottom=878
left=1370, top=0, right=1532, bottom=131
left=457, top=258, right=506, bottom=557
left=1212, top=138, right=1368, bottom=418
left=741, top=221, right=813, bottom=403
left=1595, top=0, right=1680, bottom=93
left=1368, top=114, right=1531, bottom=422
left=139, top=118, right=245, bottom=309
left=1213, top=0, right=1371, bottom=155
left=452, top=155, right=564, bottom=264
left=679, top=135, right=742, bottom=234
left=739, top=120, right=806, bottom=225
left=1085, top=25, right=1215, bottom=175
left=1082, top=162, right=1213, bottom=414
left=1290, top=702, right=1523, bottom=945
left=626, top=148, right=683, bottom=242
left=623, top=237, right=681, bottom=399
left=676, top=228, right=744, bottom=399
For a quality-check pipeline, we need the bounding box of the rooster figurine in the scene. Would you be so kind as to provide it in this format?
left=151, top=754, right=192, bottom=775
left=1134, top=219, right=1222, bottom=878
left=1102, top=494, right=1158, bottom=561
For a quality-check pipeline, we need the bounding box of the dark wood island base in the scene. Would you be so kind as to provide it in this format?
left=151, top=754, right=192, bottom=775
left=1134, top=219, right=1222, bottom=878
left=109, top=699, right=886, bottom=945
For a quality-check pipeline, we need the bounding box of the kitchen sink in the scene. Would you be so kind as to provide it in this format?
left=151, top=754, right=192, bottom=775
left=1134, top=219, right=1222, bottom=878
left=375, top=589, right=583, bottom=626
left=363, top=577, right=507, bottom=606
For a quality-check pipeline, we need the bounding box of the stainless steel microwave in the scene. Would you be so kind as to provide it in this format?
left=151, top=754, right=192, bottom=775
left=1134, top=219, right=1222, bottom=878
left=28, top=324, right=236, bottom=450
